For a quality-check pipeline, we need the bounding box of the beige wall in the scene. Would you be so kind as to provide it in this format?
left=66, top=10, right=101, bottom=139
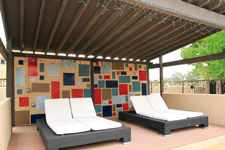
left=162, top=93, right=225, bottom=126
left=0, top=87, right=6, bottom=99
left=152, top=86, right=208, bottom=94
left=0, top=98, right=11, bottom=150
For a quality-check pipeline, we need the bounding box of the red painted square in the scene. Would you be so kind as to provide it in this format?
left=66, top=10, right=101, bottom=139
left=109, top=100, right=112, bottom=104
left=28, top=58, right=38, bottom=76
left=95, top=62, right=99, bottom=66
left=139, top=70, right=147, bottom=81
left=117, top=71, right=120, bottom=75
left=123, top=103, right=129, bottom=111
left=104, top=75, right=110, bottom=79
left=119, top=84, right=128, bottom=95
left=72, top=89, right=83, bottom=98
left=113, top=112, right=116, bottom=116
left=94, top=89, right=102, bottom=104
left=51, top=81, right=60, bottom=99
left=129, top=67, right=132, bottom=71
left=19, top=97, right=29, bottom=107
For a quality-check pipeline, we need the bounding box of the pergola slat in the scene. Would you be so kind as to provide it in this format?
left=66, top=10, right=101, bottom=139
left=20, top=0, right=24, bottom=51
left=205, top=0, right=222, bottom=10
left=0, top=38, right=7, bottom=60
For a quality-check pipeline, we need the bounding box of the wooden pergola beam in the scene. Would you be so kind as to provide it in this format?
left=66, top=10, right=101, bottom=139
left=20, top=0, right=24, bottom=51
left=118, top=0, right=225, bottom=29
left=205, top=0, right=222, bottom=10
left=44, top=0, right=68, bottom=54
left=33, top=0, right=46, bottom=53
left=65, top=1, right=111, bottom=55
left=77, top=5, right=127, bottom=56
left=54, top=0, right=91, bottom=54
left=195, top=0, right=210, bottom=7
left=0, top=38, right=7, bottom=60
left=150, top=49, right=225, bottom=68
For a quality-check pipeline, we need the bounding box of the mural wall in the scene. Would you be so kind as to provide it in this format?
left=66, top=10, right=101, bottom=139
left=14, top=57, right=91, bottom=125
left=93, top=61, right=147, bottom=117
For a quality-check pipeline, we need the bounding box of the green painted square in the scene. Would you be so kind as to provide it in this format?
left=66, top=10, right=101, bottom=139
left=95, top=105, right=102, bottom=113
left=112, top=72, right=115, bottom=79
left=119, top=76, right=130, bottom=83
left=133, top=81, right=140, bottom=92
left=98, top=80, right=105, bottom=88
left=99, top=75, right=102, bottom=79
left=84, top=89, right=91, bottom=97
left=17, top=89, right=22, bottom=94
left=125, top=63, right=128, bottom=67
left=40, top=63, right=44, bottom=72
left=125, top=95, right=128, bottom=103
left=139, top=65, right=142, bottom=69
left=79, top=64, right=89, bottom=76
left=112, top=89, right=118, bottom=96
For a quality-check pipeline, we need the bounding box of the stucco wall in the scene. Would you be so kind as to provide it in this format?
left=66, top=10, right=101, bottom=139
left=0, top=87, right=6, bottom=99
left=0, top=98, right=11, bottom=150
left=162, top=93, right=225, bottom=126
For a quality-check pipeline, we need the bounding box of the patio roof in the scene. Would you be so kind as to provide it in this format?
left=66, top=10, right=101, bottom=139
left=1, top=0, right=225, bottom=62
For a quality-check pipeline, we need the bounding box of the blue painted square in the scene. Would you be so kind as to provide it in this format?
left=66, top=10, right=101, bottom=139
left=94, top=66, right=101, bottom=74
left=40, top=63, right=44, bottom=72
left=133, top=81, right=140, bottom=92
left=121, top=71, right=127, bottom=75
left=144, top=67, right=147, bottom=70
left=18, top=60, right=23, bottom=65
left=17, top=89, right=22, bottom=94
left=82, top=78, right=90, bottom=82
left=119, top=76, right=130, bottom=83
left=40, top=76, right=44, bottom=80
left=103, top=105, right=112, bottom=117
left=139, top=65, right=142, bottom=69
left=31, top=114, right=45, bottom=124
left=106, top=81, right=118, bottom=88
left=102, top=101, right=109, bottom=105
left=84, top=89, right=91, bottom=97
left=132, top=76, right=138, bottom=80
left=95, top=105, right=102, bottom=113
left=133, top=72, right=136, bottom=75
left=94, top=84, right=98, bottom=88
left=142, top=83, right=147, bottom=95
left=98, top=80, right=105, bottom=88
left=125, top=63, right=128, bottom=67
left=116, top=104, right=122, bottom=108
left=99, top=75, right=102, bottom=79
left=63, top=73, right=75, bottom=86
left=79, top=64, right=89, bottom=76
left=112, top=89, right=118, bottom=96
left=112, top=72, right=115, bottom=79
left=125, top=95, right=128, bottom=102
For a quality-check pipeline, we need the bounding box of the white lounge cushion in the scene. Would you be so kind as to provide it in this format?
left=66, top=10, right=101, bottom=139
left=70, top=98, right=96, bottom=118
left=130, top=96, right=154, bottom=114
left=159, top=109, right=203, bottom=118
left=139, top=111, right=187, bottom=121
left=47, top=119, right=91, bottom=135
left=45, top=98, right=73, bottom=121
left=76, top=116, right=122, bottom=131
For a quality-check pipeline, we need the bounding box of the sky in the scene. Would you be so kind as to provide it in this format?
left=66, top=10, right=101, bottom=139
left=0, top=11, right=194, bottom=79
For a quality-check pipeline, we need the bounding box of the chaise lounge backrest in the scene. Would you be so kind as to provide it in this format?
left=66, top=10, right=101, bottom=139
left=147, top=95, right=168, bottom=110
left=130, top=96, right=154, bottom=114
left=70, top=98, right=97, bottom=118
left=45, top=98, right=72, bottom=122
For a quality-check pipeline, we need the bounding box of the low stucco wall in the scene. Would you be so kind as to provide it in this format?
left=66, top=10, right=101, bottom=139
left=162, top=93, right=225, bottom=126
left=0, top=87, right=6, bottom=99
left=0, top=98, right=11, bottom=150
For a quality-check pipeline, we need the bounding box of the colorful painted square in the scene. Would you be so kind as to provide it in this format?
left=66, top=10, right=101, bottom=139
left=144, top=66, right=147, bottom=70
left=94, top=76, right=98, bottom=84
left=123, top=103, right=129, bottom=111
left=125, top=95, right=128, bottom=102
left=117, top=71, right=120, bottom=75
left=109, top=100, right=112, bottom=104
left=40, top=76, right=44, bottom=80
left=94, top=89, right=101, bottom=104
left=51, top=81, right=60, bottom=98
left=17, top=89, right=22, bottom=94
left=112, top=96, right=125, bottom=105
left=133, top=72, right=136, bottom=75
left=77, top=80, right=81, bottom=84
left=18, top=60, right=23, bottom=65
left=142, top=83, right=147, bottom=95
left=133, top=81, right=140, bottom=92
left=95, top=62, right=99, bottom=66
left=119, top=84, right=128, bottom=95
left=16, top=68, right=26, bottom=86
left=62, top=90, right=70, bottom=98
left=112, top=89, right=118, bottom=96
left=132, top=76, right=138, bottom=80
left=82, top=78, right=90, bottom=82
left=40, top=63, right=44, bottom=72
left=129, top=67, right=132, bottom=71
left=116, top=104, right=122, bottom=108
left=98, top=80, right=105, bottom=88
left=95, top=105, right=102, bottom=113
left=99, top=75, right=102, bottom=79
left=104, top=75, right=110, bottom=79
left=125, top=63, right=128, bottom=67
left=63, top=73, right=75, bottom=85
left=72, top=89, right=83, bottom=98
left=103, top=105, right=112, bottom=117
left=19, top=97, right=29, bottom=107
left=139, top=70, right=147, bottom=81
left=94, top=84, right=98, bottom=88
left=31, top=114, right=45, bottom=124
left=116, top=108, right=122, bottom=116
left=36, top=96, right=49, bottom=110
left=84, top=89, right=91, bottom=97
left=106, top=81, right=118, bottom=88
left=94, top=66, right=101, bottom=74
left=30, top=78, right=35, bottom=82
left=61, top=60, right=76, bottom=69
left=102, top=89, right=112, bottom=100
left=102, top=101, right=109, bottom=105
left=47, top=64, right=59, bottom=76
left=139, top=65, right=142, bottom=69
left=113, top=112, right=116, bottom=116
left=79, top=64, right=89, bottom=76
left=119, top=76, right=130, bottom=83
left=112, top=72, right=115, bottom=79
left=101, top=62, right=111, bottom=74
left=28, top=58, right=38, bottom=76
left=121, top=71, right=126, bottom=75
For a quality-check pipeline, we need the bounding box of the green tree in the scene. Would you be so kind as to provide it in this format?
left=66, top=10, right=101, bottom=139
left=181, top=30, right=225, bottom=80
left=184, top=68, right=201, bottom=81
left=170, top=72, right=184, bottom=82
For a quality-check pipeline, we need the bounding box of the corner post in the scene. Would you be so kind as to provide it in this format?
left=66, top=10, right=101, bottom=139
left=159, top=54, right=164, bottom=96
left=90, top=59, right=94, bottom=104
left=147, top=62, right=150, bottom=95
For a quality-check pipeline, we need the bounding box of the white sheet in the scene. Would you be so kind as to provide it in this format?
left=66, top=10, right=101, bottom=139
left=130, top=96, right=154, bottom=114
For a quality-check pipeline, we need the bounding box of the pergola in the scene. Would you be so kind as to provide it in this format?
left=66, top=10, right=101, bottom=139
left=0, top=0, right=225, bottom=125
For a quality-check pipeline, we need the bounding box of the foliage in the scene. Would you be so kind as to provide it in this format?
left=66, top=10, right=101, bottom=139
left=180, top=30, right=225, bottom=80
left=170, top=72, right=184, bottom=82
